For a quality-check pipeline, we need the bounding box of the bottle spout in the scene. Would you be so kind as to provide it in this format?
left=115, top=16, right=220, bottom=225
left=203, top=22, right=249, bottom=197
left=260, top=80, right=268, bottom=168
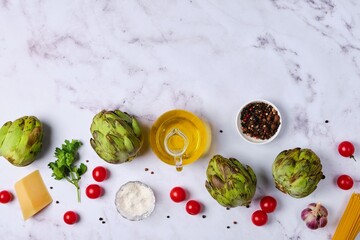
left=175, top=158, right=183, bottom=172
left=164, top=128, right=189, bottom=172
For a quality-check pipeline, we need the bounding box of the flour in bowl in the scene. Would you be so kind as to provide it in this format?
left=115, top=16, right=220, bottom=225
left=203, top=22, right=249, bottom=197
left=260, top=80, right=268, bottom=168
left=115, top=181, right=155, bottom=221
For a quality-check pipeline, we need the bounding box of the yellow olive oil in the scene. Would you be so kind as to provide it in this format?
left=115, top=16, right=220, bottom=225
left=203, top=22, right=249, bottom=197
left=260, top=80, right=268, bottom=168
left=150, top=110, right=211, bottom=168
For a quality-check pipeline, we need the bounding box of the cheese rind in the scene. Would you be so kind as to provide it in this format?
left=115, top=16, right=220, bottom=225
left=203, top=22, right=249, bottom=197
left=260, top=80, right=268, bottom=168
left=14, top=170, right=52, bottom=220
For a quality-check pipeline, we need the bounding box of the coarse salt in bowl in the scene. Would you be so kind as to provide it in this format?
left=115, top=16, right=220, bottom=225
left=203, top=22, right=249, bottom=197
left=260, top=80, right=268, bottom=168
left=115, top=181, right=156, bottom=221
left=236, top=99, right=282, bottom=144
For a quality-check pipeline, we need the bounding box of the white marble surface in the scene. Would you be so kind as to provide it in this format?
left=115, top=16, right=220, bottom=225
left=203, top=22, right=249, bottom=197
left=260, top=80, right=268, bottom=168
left=0, top=0, right=360, bottom=239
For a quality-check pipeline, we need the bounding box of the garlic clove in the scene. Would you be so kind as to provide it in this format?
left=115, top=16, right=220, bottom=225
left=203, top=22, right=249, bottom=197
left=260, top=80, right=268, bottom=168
left=306, top=220, right=319, bottom=230
left=301, top=208, right=313, bottom=221
left=319, top=217, right=328, bottom=228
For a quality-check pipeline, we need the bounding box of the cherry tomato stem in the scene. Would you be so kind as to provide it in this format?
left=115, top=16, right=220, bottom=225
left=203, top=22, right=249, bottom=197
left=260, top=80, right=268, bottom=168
left=338, top=141, right=357, bottom=161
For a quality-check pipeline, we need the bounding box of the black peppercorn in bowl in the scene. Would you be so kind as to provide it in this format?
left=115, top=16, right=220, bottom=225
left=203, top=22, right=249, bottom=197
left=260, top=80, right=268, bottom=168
left=236, top=100, right=281, bottom=144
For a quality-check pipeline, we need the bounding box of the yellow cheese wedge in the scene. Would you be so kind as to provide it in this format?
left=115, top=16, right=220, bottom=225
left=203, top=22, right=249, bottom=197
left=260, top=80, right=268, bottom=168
left=14, top=170, right=53, bottom=220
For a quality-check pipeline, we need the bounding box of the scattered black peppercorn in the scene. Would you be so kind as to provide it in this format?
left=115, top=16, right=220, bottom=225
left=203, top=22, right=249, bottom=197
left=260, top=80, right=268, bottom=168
left=226, top=207, right=230, bottom=210
left=226, top=226, right=230, bottom=229
left=325, top=120, right=329, bottom=123
left=145, top=168, right=149, bottom=171
left=50, top=186, right=53, bottom=189
left=86, top=160, right=89, bottom=163
left=241, top=102, right=280, bottom=140
left=167, top=216, right=170, bottom=218
left=102, top=221, right=106, bottom=224
left=55, top=201, right=59, bottom=204
left=202, top=215, right=206, bottom=218
left=219, top=130, right=223, bottom=133
left=99, top=217, right=103, bottom=221
left=233, top=221, right=237, bottom=224
left=151, top=171, right=154, bottom=174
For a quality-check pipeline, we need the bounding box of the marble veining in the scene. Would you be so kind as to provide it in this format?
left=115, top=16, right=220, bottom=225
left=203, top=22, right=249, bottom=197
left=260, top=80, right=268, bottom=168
left=0, top=0, right=360, bottom=239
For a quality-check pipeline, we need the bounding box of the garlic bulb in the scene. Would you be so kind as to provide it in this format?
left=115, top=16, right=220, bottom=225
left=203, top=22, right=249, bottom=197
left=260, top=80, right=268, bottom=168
left=301, top=202, right=328, bottom=230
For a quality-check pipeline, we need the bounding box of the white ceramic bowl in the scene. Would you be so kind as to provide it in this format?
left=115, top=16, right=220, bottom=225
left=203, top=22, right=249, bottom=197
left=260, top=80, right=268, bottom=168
left=236, top=99, right=282, bottom=144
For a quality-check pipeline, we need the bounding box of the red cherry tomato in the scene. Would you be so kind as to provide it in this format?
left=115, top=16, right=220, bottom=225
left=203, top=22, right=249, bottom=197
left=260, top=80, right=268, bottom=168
left=338, top=141, right=356, bottom=160
left=92, top=166, right=108, bottom=182
left=63, top=211, right=78, bottom=225
left=170, top=187, right=186, bottom=203
left=252, top=210, right=268, bottom=226
left=185, top=200, right=202, bottom=215
left=337, top=175, right=354, bottom=190
left=86, top=184, right=103, bottom=199
left=0, top=190, right=13, bottom=204
left=260, top=196, right=277, bottom=213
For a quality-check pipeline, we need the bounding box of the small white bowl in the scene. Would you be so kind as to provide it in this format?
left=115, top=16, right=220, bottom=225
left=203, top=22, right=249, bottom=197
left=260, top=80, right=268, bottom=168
left=236, top=99, right=282, bottom=144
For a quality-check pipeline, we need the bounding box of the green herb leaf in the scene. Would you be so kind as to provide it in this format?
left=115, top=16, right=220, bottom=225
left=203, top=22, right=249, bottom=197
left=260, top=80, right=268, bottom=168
left=48, top=139, right=87, bottom=202
left=48, top=162, right=65, bottom=180
left=78, top=163, right=87, bottom=176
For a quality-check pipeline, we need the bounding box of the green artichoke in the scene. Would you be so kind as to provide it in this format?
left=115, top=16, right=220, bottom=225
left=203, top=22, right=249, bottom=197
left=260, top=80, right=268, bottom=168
left=205, top=155, right=257, bottom=208
left=272, top=148, right=324, bottom=198
left=0, top=116, right=43, bottom=166
left=90, top=110, right=143, bottom=164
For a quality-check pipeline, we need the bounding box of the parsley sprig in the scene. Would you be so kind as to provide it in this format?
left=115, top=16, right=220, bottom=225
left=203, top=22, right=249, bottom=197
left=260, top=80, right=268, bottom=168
left=48, top=139, right=87, bottom=202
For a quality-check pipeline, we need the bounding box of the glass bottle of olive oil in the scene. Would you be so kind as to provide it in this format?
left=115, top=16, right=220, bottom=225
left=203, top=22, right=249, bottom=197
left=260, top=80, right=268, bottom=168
left=150, top=110, right=211, bottom=171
